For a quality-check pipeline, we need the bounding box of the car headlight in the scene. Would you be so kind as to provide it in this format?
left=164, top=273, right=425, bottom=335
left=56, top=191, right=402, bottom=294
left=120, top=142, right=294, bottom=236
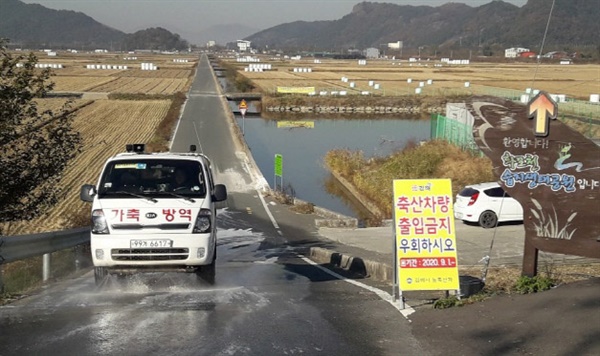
left=193, top=209, right=212, bottom=233
left=92, top=209, right=109, bottom=234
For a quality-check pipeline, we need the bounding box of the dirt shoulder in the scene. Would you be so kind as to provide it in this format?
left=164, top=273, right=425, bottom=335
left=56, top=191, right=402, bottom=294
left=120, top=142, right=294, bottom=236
left=409, top=277, right=600, bottom=356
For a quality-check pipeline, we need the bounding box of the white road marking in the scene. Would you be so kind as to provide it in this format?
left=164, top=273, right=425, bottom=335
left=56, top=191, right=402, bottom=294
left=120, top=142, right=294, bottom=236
left=193, top=121, right=204, bottom=154
left=298, top=255, right=415, bottom=319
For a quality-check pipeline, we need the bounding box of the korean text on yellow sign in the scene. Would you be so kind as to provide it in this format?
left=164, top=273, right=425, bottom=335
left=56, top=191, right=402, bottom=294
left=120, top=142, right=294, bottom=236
left=393, top=179, right=460, bottom=291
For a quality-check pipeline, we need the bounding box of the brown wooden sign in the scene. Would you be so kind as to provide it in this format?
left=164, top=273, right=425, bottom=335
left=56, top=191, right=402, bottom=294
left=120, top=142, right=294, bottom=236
left=465, top=95, right=599, bottom=275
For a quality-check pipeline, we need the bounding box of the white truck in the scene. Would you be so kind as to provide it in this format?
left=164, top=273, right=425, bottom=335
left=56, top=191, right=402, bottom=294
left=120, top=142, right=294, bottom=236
left=80, top=144, right=227, bottom=285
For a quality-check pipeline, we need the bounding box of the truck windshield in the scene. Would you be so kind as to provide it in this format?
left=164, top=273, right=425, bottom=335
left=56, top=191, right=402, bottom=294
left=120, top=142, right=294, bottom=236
left=97, top=159, right=207, bottom=199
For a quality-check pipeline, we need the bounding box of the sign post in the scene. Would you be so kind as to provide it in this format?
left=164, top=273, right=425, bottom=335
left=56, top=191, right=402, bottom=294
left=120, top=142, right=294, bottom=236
left=274, top=154, right=283, bottom=191
left=239, top=99, right=248, bottom=135
left=393, top=179, right=460, bottom=308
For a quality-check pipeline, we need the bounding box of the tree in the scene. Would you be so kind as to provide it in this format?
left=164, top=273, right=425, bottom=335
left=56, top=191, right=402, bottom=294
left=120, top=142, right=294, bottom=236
left=0, top=39, right=81, bottom=231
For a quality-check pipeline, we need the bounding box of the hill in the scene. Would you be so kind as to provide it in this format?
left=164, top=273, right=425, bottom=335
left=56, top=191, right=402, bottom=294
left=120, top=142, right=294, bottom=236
left=0, top=0, right=125, bottom=49
left=123, top=27, right=189, bottom=52
left=246, top=0, right=599, bottom=56
left=0, top=0, right=188, bottom=51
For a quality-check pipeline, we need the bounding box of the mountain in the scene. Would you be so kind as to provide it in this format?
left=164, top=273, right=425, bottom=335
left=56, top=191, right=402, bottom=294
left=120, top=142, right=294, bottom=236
left=0, top=0, right=125, bottom=49
left=0, top=0, right=188, bottom=50
left=245, top=0, right=599, bottom=53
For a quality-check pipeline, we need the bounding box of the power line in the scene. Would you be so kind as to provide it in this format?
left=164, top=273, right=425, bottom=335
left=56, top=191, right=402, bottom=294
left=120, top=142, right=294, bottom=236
left=530, top=0, right=556, bottom=91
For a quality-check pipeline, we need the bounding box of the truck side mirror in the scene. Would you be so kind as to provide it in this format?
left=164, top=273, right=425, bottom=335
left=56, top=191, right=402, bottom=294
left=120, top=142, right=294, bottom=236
left=80, top=184, right=97, bottom=202
left=213, top=184, right=227, bottom=202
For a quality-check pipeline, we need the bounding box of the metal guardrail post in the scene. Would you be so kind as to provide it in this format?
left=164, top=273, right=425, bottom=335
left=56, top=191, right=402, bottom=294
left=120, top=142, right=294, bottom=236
left=43, top=253, right=51, bottom=282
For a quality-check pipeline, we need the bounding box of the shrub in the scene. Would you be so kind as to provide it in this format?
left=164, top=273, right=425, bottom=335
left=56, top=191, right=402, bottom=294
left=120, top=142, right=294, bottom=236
left=433, top=295, right=463, bottom=309
left=325, top=140, right=493, bottom=219
left=514, top=275, right=555, bottom=294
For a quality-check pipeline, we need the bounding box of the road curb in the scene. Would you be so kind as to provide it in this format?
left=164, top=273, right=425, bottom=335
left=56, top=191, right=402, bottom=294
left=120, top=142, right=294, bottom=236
left=308, top=246, right=394, bottom=283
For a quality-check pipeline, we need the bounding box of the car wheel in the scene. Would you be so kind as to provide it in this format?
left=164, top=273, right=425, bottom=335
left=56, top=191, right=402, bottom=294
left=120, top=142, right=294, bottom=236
left=94, top=267, right=108, bottom=286
left=479, top=210, right=498, bottom=228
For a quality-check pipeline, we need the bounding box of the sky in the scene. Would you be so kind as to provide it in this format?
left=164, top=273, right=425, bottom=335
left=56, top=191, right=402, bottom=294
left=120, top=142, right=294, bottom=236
left=20, top=0, right=528, bottom=44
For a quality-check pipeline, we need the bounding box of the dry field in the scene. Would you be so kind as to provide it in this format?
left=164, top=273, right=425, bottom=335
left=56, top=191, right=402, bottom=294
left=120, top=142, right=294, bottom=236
left=34, top=98, right=93, bottom=112
left=34, top=52, right=197, bottom=95
left=231, top=57, right=599, bottom=100
left=1, top=99, right=172, bottom=236
left=89, top=77, right=189, bottom=94
left=1, top=51, right=198, bottom=235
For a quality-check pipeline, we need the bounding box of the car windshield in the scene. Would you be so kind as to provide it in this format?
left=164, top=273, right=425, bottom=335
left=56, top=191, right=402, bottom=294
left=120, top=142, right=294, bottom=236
left=98, top=159, right=207, bottom=199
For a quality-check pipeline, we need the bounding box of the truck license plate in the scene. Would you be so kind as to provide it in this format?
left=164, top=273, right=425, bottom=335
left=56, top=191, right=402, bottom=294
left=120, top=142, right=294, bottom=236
left=130, top=239, right=172, bottom=248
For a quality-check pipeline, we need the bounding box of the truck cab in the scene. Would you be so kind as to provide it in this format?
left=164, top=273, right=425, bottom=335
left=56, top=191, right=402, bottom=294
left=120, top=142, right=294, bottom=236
left=80, top=144, right=227, bottom=285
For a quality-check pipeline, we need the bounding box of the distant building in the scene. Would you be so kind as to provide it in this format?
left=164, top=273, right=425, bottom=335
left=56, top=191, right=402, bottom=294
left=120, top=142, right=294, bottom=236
left=519, top=51, right=536, bottom=58
left=206, top=41, right=216, bottom=48
left=364, top=48, right=380, bottom=59
left=387, top=41, right=403, bottom=49
left=505, top=47, right=529, bottom=58
left=543, top=51, right=570, bottom=59
left=237, top=40, right=251, bottom=52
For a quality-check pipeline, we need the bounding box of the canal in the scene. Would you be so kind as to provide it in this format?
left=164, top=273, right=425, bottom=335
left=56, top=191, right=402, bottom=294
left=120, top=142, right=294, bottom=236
left=233, top=114, right=430, bottom=219
left=216, top=71, right=431, bottom=219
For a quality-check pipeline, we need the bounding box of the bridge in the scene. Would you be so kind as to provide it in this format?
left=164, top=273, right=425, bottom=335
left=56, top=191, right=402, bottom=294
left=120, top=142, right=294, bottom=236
left=225, top=92, right=262, bottom=101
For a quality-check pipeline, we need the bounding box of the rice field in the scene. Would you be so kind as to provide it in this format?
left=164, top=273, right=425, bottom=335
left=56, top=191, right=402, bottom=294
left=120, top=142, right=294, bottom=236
left=230, top=57, right=599, bottom=100
left=1, top=50, right=198, bottom=235
left=88, top=77, right=189, bottom=94
left=1, top=100, right=172, bottom=235
left=33, top=51, right=197, bottom=94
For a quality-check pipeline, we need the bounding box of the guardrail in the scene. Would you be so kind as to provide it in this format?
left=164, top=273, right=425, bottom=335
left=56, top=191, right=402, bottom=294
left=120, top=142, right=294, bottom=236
left=0, top=227, right=90, bottom=292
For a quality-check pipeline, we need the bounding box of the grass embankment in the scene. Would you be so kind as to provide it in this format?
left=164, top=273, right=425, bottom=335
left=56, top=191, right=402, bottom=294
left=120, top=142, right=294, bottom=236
left=324, top=140, right=495, bottom=219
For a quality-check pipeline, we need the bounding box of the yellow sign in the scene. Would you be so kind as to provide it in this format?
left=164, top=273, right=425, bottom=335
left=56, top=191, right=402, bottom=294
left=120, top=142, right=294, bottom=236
left=276, top=86, right=315, bottom=94
left=239, top=99, right=247, bottom=109
left=393, top=179, right=460, bottom=291
left=276, top=121, right=315, bottom=129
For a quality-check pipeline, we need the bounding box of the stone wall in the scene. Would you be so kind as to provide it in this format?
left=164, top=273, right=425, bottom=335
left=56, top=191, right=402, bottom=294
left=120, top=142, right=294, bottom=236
left=261, top=94, right=457, bottom=115
left=265, top=105, right=443, bottom=114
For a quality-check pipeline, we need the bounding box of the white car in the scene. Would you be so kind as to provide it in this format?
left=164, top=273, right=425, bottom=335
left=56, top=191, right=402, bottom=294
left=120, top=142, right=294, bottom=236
left=453, top=182, right=523, bottom=228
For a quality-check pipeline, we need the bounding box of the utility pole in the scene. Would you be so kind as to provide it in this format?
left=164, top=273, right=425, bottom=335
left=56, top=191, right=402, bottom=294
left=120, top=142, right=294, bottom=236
left=479, top=28, right=485, bottom=55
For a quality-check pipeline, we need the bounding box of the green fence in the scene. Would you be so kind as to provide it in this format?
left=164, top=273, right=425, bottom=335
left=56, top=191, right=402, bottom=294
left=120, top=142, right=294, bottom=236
left=430, top=111, right=599, bottom=156
left=430, top=114, right=482, bottom=156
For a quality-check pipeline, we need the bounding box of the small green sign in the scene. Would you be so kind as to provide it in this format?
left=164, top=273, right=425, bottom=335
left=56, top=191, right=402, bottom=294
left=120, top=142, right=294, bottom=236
left=274, top=154, right=283, bottom=177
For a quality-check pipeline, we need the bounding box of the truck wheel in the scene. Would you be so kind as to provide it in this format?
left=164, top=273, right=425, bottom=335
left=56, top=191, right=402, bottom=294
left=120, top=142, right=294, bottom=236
left=94, top=267, right=108, bottom=286
left=196, top=259, right=215, bottom=285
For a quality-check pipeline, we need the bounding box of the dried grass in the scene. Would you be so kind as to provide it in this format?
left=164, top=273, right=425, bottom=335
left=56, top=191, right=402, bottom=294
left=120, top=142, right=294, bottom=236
left=229, top=58, right=599, bottom=100
left=460, top=263, right=600, bottom=294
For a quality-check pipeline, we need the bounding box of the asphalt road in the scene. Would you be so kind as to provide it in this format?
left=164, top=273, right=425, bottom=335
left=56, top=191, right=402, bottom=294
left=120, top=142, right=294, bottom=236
left=0, top=55, right=428, bottom=356
left=0, top=223, right=421, bottom=355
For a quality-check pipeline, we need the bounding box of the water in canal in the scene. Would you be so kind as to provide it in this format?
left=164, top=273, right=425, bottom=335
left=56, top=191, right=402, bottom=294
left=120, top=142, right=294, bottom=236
left=234, top=114, right=431, bottom=219
left=216, top=74, right=431, bottom=219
